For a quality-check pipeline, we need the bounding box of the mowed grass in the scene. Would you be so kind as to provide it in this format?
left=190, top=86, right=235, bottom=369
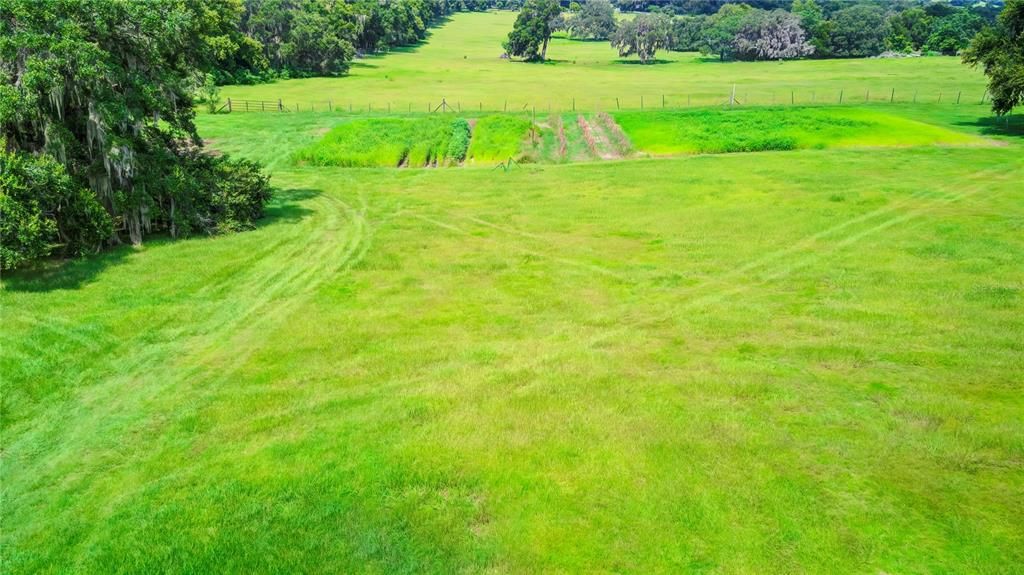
left=217, top=11, right=988, bottom=111
left=3, top=105, right=1023, bottom=573
left=293, top=116, right=465, bottom=167
left=615, top=106, right=987, bottom=154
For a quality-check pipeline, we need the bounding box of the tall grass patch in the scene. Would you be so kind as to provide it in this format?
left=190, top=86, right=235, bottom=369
left=613, top=107, right=985, bottom=155
left=293, top=116, right=461, bottom=167
left=467, top=115, right=532, bottom=162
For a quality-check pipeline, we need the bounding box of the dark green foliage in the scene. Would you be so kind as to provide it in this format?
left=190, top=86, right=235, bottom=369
left=828, top=5, right=888, bottom=58
left=886, top=8, right=933, bottom=52
left=964, top=0, right=1024, bottom=115
left=164, top=149, right=272, bottom=236
left=926, top=10, right=984, bottom=55
left=611, top=13, right=672, bottom=63
left=241, top=0, right=357, bottom=78
left=0, top=0, right=272, bottom=268
left=568, top=0, right=617, bottom=40
left=0, top=148, right=112, bottom=269
left=699, top=3, right=751, bottom=60
left=791, top=0, right=831, bottom=57
left=670, top=15, right=706, bottom=51
left=446, top=118, right=472, bottom=163
left=504, top=0, right=563, bottom=61
left=732, top=9, right=813, bottom=61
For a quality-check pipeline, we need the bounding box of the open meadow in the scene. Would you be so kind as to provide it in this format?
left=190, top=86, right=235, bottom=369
left=220, top=11, right=990, bottom=112
left=3, top=9, right=1023, bottom=575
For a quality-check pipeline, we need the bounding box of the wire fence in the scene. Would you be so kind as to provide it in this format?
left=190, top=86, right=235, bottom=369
left=219, top=87, right=1009, bottom=116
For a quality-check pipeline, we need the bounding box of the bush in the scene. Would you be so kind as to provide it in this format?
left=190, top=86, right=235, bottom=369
left=0, top=149, right=112, bottom=270
left=163, top=148, right=272, bottom=237
left=211, top=158, right=274, bottom=233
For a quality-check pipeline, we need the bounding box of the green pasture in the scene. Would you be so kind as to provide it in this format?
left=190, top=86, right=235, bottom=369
left=218, top=11, right=989, bottom=111
left=3, top=101, right=1023, bottom=572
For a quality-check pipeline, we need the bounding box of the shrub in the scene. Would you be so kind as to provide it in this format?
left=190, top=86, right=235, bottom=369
left=0, top=149, right=112, bottom=270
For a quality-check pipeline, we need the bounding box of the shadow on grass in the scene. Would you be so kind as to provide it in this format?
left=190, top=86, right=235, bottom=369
left=355, top=17, right=449, bottom=59
left=956, top=114, right=1024, bottom=139
left=2, top=188, right=319, bottom=293
left=614, top=58, right=673, bottom=65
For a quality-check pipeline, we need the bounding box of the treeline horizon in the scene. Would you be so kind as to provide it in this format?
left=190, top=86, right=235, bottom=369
left=214, top=0, right=1002, bottom=86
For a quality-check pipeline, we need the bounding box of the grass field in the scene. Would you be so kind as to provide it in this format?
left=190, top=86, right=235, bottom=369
left=3, top=101, right=1023, bottom=573
left=218, top=11, right=989, bottom=111
left=4, top=8, right=1024, bottom=573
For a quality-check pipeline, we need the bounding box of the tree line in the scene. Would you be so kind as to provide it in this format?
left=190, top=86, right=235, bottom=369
left=215, top=0, right=528, bottom=84
left=504, top=0, right=1002, bottom=64
left=0, top=0, right=277, bottom=270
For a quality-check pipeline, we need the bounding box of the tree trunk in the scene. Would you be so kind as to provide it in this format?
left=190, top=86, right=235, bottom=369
left=541, top=36, right=549, bottom=61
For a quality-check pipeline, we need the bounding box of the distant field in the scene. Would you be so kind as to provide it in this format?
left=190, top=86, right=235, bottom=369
left=217, top=11, right=988, bottom=112
left=614, top=107, right=987, bottom=154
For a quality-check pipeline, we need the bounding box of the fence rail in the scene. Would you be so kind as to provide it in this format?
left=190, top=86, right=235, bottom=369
left=215, top=87, right=1013, bottom=117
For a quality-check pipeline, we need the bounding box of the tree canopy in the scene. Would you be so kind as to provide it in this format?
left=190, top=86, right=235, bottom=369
left=963, top=0, right=1024, bottom=115
left=504, top=0, right=563, bottom=61
left=611, top=13, right=672, bottom=63
left=568, top=0, right=617, bottom=40
left=699, top=3, right=752, bottom=60
left=733, top=10, right=814, bottom=61
left=828, top=5, right=888, bottom=58
left=0, top=0, right=271, bottom=268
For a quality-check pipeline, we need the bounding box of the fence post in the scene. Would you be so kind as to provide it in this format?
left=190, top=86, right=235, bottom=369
left=687, top=94, right=691, bottom=107
left=839, top=89, right=843, bottom=104
left=311, top=102, right=314, bottom=112
left=572, top=97, right=575, bottom=111
left=730, top=84, right=736, bottom=107
left=532, top=106, right=536, bottom=143
left=811, top=91, right=815, bottom=103
left=866, top=90, right=869, bottom=102
left=890, top=88, right=895, bottom=103
left=278, top=98, right=282, bottom=111
left=791, top=91, right=794, bottom=105
left=662, top=94, right=665, bottom=108
left=262, top=101, right=265, bottom=112
left=504, top=99, right=507, bottom=112
left=956, top=91, right=961, bottom=105
left=641, top=95, right=644, bottom=110
left=937, top=92, right=942, bottom=104
left=616, top=97, right=620, bottom=110
left=227, top=98, right=232, bottom=113
left=980, top=91, right=987, bottom=104
left=245, top=101, right=249, bottom=112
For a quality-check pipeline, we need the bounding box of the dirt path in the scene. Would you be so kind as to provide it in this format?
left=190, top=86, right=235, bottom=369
left=577, top=115, right=621, bottom=160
